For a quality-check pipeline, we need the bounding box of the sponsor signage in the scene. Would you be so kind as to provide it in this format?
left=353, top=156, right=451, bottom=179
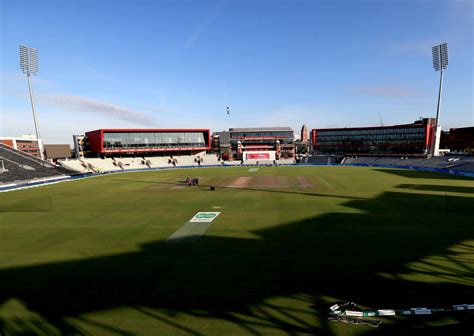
left=247, top=153, right=270, bottom=160
left=190, top=212, right=221, bottom=223
left=377, top=310, right=396, bottom=316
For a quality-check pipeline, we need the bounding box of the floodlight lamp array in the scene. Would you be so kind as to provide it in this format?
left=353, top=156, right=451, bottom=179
left=19, top=45, right=38, bottom=76
left=432, top=43, right=448, bottom=71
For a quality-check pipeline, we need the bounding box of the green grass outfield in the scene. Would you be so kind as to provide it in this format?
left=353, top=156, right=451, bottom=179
left=0, top=166, right=473, bottom=335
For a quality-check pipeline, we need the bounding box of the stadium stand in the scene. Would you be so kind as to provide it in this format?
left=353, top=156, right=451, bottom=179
left=147, top=156, right=171, bottom=168
left=203, top=154, right=221, bottom=165
left=56, top=149, right=474, bottom=177
left=243, top=159, right=275, bottom=166
left=55, top=149, right=474, bottom=176
left=340, top=155, right=474, bottom=173
left=418, top=156, right=469, bottom=169
left=0, top=143, right=74, bottom=184
left=344, top=157, right=380, bottom=165
left=370, top=157, right=424, bottom=166
left=223, top=161, right=243, bottom=166
left=58, top=159, right=90, bottom=173
left=276, top=158, right=296, bottom=165
left=300, top=156, right=332, bottom=165
left=451, top=162, right=474, bottom=173
left=59, top=154, right=223, bottom=173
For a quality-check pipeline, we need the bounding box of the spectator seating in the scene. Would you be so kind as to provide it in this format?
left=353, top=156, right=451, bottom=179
left=451, top=162, right=474, bottom=173
left=0, top=143, right=74, bottom=184
left=340, top=155, right=474, bottom=173
left=345, top=157, right=379, bottom=164
left=243, top=160, right=275, bottom=166
left=203, top=154, right=221, bottom=165
left=58, top=159, right=90, bottom=173
left=60, top=154, right=223, bottom=173
left=223, top=161, right=243, bottom=166
left=301, top=156, right=331, bottom=165
left=277, top=158, right=296, bottom=165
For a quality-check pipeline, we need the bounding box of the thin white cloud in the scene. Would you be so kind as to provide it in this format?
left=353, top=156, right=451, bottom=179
left=183, top=3, right=222, bottom=49
left=184, top=22, right=210, bottom=49
left=351, top=86, right=413, bottom=97
left=37, top=93, right=155, bottom=126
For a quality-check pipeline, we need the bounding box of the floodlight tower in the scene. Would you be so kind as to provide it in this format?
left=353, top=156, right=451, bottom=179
left=19, top=45, right=44, bottom=160
left=431, top=43, right=448, bottom=156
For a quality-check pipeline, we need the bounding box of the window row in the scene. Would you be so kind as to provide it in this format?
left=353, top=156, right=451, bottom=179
left=316, top=139, right=426, bottom=145
left=315, top=146, right=427, bottom=154
left=315, top=127, right=425, bottom=137
left=103, top=143, right=206, bottom=149
left=230, top=132, right=293, bottom=139
left=103, top=132, right=206, bottom=146
left=316, top=133, right=425, bottom=142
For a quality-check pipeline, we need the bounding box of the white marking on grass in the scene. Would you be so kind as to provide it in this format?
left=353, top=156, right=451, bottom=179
left=167, top=222, right=213, bottom=243
left=167, top=212, right=220, bottom=243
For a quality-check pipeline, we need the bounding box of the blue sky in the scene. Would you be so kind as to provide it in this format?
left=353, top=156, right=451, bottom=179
left=1, top=0, right=472, bottom=143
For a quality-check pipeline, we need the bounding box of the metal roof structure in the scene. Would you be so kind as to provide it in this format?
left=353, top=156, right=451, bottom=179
left=229, top=127, right=293, bottom=132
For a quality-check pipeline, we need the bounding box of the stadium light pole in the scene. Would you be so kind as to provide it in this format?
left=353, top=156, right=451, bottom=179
left=431, top=42, right=448, bottom=156
left=20, top=45, right=44, bottom=160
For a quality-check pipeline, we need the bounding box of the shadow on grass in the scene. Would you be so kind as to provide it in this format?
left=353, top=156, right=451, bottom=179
left=373, top=168, right=474, bottom=181
left=0, top=192, right=473, bottom=335
left=396, top=183, right=474, bottom=194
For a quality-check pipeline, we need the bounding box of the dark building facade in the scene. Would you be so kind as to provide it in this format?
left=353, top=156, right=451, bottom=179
left=211, top=131, right=231, bottom=158
left=311, top=118, right=435, bottom=156
left=440, top=127, right=474, bottom=153
left=85, top=128, right=211, bottom=156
